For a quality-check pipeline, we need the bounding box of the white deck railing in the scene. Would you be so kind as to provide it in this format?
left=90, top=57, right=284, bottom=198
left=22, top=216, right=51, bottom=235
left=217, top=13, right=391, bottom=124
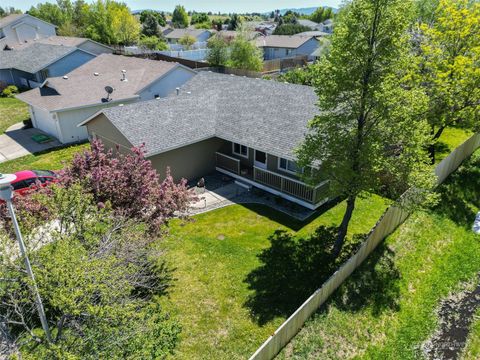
left=253, top=166, right=328, bottom=204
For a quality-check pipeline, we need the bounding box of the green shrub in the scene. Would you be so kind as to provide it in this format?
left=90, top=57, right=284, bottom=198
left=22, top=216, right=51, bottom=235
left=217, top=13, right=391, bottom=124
left=1, top=85, right=19, bottom=98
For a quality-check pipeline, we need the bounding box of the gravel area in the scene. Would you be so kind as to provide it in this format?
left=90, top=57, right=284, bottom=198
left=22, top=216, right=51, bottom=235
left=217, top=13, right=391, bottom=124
left=422, top=275, right=480, bottom=359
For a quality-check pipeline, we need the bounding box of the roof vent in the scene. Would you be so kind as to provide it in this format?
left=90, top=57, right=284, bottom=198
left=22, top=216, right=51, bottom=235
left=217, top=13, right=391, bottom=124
left=94, top=72, right=99, bottom=76
left=186, top=91, right=191, bottom=95
left=176, top=87, right=180, bottom=95
left=63, top=75, right=68, bottom=80
left=121, top=69, right=128, bottom=82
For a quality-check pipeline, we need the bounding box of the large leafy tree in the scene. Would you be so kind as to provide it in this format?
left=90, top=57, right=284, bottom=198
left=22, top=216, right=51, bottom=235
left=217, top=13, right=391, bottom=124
left=228, top=31, right=263, bottom=71
left=298, top=0, right=433, bottom=256
left=140, top=10, right=166, bottom=27
left=110, top=2, right=140, bottom=45
left=28, top=1, right=68, bottom=26
left=207, top=33, right=229, bottom=66
left=310, top=7, right=334, bottom=23
left=172, top=5, right=188, bottom=28
left=414, top=0, right=480, bottom=162
left=0, top=185, right=180, bottom=358
left=142, top=12, right=161, bottom=37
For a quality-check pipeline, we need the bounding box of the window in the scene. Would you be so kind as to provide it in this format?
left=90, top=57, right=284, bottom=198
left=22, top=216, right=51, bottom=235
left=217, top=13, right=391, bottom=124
left=278, top=158, right=303, bottom=174
left=286, top=49, right=292, bottom=56
left=232, top=142, right=248, bottom=158
left=11, top=181, right=27, bottom=191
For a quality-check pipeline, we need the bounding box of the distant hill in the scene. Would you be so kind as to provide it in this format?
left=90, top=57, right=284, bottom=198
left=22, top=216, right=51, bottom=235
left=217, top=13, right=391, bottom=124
left=132, top=7, right=338, bottom=16
left=275, top=7, right=338, bottom=16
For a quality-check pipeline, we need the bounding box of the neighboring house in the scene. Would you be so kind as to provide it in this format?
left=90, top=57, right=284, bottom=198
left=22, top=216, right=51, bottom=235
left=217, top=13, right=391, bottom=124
left=218, top=30, right=262, bottom=42
left=244, top=21, right=277, bottom=36
left=81, top=72, right=329, bottom=210
left=297, top=19, right=323, bottom=30
left=0, top=43, right=96, bottom=88
left=0, top=13, right=56, bottom=49
left=7, top=35, right=113, bottom=55
left=296, top=30, right=330, bottom=37
left=17, top=54, right=196, bottom=144
left=256, top=35, right=320, bottom=60
left=321, top=19, right=334, bottom=33
left=165, top=29, right=212, bottom=44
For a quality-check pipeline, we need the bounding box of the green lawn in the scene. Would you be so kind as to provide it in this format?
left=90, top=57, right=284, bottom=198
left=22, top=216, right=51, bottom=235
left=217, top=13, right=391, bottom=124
left=436, top=126, right=473, bottom=163
left=159, top=195, right=390, bottom=360
left=0, top=143, right=90, bottom=173
left=0, top=97, right=30, bottom=134
left=277, top=150, right=480, bottom=359
left=463, top=310, right=480, bottom=359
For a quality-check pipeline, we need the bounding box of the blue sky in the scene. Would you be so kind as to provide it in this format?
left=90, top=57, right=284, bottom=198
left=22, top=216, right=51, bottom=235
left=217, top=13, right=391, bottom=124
left=8, top=1, right=343, bottom=13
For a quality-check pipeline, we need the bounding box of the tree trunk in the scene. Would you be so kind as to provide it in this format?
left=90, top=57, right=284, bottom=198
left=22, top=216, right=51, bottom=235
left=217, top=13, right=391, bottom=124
left=333, top=195, right=356, bottom=258
left=429, top=125, right=446, bottom=164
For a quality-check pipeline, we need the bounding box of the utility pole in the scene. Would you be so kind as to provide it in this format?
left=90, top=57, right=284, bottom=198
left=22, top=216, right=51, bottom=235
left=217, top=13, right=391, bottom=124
left=0, top=174, right=52, bottom=343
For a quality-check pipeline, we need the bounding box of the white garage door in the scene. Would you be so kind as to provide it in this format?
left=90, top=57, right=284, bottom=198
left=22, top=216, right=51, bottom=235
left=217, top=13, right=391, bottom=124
left=31, top=107, right=59, bottom=140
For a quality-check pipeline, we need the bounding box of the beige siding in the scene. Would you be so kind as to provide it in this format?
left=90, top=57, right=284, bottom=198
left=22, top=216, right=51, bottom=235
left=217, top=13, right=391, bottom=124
left=149, top=138, right=223, bottom=181
left=85, top=113, right=133, bottom=149
left=57, top=99, right=138, bottom=143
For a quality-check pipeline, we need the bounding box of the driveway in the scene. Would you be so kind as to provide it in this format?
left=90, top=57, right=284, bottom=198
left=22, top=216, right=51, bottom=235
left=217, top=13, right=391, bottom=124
left=0, top=122, right=61, bottom=163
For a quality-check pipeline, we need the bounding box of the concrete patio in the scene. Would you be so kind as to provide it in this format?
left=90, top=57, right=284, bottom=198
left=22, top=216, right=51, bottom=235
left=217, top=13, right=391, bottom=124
left=0, top=122, right=61, bottom=163
left=188, top=172, right=317, bottom=220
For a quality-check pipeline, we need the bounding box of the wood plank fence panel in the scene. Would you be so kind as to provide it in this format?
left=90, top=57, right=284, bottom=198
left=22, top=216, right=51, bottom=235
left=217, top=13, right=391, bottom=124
left=250, top=133, right=480, bottom=360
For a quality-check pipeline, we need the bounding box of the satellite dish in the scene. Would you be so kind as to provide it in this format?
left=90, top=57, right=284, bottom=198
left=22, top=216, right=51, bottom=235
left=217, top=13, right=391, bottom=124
left=102, top=86, right=114, bottom=103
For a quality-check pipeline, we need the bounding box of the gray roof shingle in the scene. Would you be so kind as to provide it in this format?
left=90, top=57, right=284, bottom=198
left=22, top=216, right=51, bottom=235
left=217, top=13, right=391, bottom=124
left=16, top=54, right=180, bottom=111
left=0, top=14, right=24, bottom=28
left=256, top=35, right=315, bottom=49
left=0, top=43, right=76, bottom=73
left=165, top=29, right=212, bottom=39
left=97, top=72, right=318, bottom=160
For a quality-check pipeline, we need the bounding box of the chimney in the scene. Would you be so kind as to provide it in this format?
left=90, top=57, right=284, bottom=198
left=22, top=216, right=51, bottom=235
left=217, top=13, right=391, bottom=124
left=121, top=69, right=128, bottom=82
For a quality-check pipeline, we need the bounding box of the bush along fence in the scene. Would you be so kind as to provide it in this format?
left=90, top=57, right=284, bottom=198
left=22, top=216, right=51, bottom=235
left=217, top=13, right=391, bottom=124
left=249, top=132, right=480, bottom=360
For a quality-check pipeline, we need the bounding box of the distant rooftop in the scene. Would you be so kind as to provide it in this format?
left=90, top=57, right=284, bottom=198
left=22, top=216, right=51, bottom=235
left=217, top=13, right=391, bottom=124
left=0, top=43, right=77, bottom=73
left=165, top=28, right=213, bottom=39
left=17, top=54, right=181, bottom=111
left=256, top=35, right=315, bottom=49
left=0, top=14, right=24, bottom=28
left=5, top=35, right=110, bottom=50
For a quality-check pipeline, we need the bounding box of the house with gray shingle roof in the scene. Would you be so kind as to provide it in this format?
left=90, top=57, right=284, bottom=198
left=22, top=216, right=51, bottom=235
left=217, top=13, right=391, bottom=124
left=7, top=35, right=113, bottom=55
left=16, top=54, right=196, bottom=143
left=256, top=35, right=320, bottom=60
left=0, top=13, right=56, bottom=49
left=164, top=28, right=213, bottom=44
left=80, top=72, right=329, bottom=209
left=0, top=42, right=96, bottom=88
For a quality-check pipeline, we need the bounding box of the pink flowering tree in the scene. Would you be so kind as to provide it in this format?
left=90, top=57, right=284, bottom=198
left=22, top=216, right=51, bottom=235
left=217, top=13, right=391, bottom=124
left=0, top=140, right=194, bottom=235
left=59, top=140, right=194, bottom=232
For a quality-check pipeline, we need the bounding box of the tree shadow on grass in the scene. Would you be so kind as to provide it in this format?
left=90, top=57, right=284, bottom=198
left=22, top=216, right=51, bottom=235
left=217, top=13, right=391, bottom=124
left=239, top=197, right=341, bottom=232
left=244, top=228, right=401, bottom=325
left=331, top=243, right=401, bottom=317
left=433, top=152, right=480, bottom=228
left=244, top=227, right=364, bottom=325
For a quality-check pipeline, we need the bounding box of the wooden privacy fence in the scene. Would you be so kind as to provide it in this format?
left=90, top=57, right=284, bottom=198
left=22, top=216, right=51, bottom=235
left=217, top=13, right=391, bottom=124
left=249, top=132, right=480, bottom=360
